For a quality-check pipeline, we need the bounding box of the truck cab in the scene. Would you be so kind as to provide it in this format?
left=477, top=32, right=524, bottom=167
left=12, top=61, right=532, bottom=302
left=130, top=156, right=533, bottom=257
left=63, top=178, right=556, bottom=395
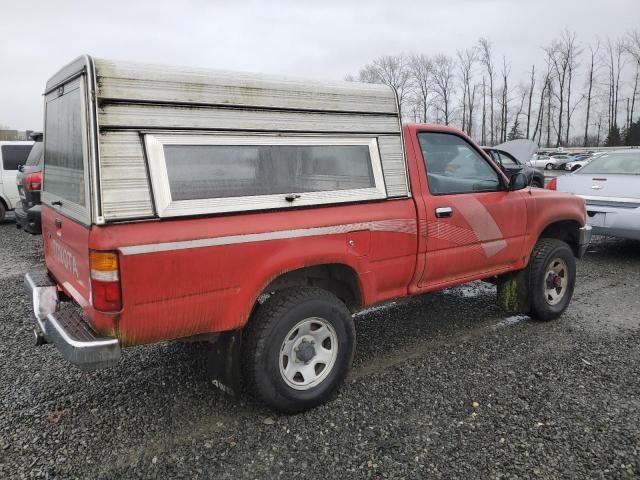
left=26, top=55, right=591, bottom=412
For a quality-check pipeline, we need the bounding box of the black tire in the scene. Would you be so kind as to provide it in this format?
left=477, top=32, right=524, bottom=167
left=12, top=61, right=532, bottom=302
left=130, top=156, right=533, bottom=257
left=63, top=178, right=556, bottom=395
left=571, top=165, right=581, bottom=172
left=243, top=287, right=355, bottom=413
left=0, top=201, right=5, bottom=223
left=530, top=178, right=544, bottom=188
left=545, top=163, right=554, bottom=170
left=527, top=238, right=576, bottom=321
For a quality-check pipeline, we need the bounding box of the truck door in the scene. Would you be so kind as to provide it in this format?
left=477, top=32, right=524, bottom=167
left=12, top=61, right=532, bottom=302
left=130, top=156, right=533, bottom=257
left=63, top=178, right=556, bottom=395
left=414, top=131, right=528, bottom=288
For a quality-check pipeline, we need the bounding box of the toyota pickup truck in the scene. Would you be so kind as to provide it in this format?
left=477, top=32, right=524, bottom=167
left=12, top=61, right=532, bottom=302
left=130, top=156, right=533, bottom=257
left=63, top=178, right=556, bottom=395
left=26, top=56, right=591, bottom=413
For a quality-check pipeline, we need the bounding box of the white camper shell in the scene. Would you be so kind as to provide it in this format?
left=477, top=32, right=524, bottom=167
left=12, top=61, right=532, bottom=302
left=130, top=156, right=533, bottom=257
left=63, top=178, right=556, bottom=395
left=43, top=55, right=409, bottom=226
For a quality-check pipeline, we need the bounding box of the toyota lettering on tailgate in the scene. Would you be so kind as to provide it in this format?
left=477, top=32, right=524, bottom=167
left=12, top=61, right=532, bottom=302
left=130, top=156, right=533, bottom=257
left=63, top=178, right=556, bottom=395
left=50, top=237, right=79, bottom=278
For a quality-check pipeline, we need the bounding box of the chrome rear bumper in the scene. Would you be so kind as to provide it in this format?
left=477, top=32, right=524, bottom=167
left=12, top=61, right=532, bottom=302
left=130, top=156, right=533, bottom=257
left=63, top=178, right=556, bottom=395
left=24, top=272, right=121, bottom=371
left=577, top=224, right=592, bottom=258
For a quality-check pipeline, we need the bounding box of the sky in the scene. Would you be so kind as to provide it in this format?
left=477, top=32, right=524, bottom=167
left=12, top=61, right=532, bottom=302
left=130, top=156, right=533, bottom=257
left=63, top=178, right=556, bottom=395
left=1, top=0, right=639, bottom=131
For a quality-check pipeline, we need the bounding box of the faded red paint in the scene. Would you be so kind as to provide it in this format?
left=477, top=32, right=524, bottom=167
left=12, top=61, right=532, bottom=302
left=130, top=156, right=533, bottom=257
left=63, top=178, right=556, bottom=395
left=41, top=124, right=587, bottom=347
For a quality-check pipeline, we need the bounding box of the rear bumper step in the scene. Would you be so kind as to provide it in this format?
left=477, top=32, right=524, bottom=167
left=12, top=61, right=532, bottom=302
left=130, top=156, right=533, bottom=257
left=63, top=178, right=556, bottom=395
left=25, top=272, right=121, bottom=371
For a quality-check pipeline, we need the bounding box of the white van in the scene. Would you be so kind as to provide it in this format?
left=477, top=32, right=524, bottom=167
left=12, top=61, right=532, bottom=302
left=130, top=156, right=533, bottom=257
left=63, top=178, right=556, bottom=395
left=0, top=141, right=33, bottom=221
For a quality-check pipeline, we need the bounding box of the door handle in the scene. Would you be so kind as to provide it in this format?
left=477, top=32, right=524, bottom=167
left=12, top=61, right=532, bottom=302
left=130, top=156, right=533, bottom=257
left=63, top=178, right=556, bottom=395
left=435, top=207, right=453, bottom=218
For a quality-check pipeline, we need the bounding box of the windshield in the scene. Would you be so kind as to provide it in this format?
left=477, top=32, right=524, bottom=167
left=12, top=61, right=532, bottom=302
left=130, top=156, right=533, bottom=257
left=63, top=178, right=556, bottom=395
left=577, top=152, right=640, bottom=175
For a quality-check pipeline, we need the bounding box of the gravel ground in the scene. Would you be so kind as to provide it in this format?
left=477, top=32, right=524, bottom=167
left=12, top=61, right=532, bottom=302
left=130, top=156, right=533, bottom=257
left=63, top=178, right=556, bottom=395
left=1, top=213, right=639, bottom=479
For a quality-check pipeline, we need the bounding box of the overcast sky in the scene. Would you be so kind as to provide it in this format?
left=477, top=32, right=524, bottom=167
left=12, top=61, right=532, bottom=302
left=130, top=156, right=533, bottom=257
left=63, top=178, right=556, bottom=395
left=1, top=0, right=639, bottom=130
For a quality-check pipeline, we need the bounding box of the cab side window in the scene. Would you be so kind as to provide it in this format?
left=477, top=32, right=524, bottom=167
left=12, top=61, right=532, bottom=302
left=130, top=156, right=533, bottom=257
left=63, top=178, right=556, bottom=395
left=418, top=132, right=501, bottom=195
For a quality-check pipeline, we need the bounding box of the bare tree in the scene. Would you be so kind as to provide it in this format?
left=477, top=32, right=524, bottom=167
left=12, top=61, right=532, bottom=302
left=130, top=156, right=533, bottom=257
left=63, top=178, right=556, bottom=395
left=353, top=55, right=411, bottom=114
left=545, top=37, right=570, bottom=147
left=604, top=38, right=626, bottom=131
left=626, top=31, right=640, bottom=126
left=478, top=38, right=496, bottom=144
left=497, top=56, right=510, bottom=143
left=563, top=31, right=581, bottom=145
left=525, top=65, right=535, bottom=139
left=431, top=54, right=456, bottom=125
left=630, top=67, right=639, bottom=126
left=457, top=47, right=478, bottom=134
left=626, top=29, right=640, bottom=67
left=532, top=55, right=552, bottom=144
left=408, top=54, right=433, bottom=123
left=481, top=77, right=487, bottom=145
left=583, top=41, right=600, bottom=146
left=345, top=30, right=640, bottom=147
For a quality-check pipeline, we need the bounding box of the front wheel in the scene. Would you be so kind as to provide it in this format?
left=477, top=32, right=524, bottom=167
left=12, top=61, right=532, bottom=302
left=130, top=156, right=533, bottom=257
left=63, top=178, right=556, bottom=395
left=528, top=239, right=576, bottom=321
left=0, top=202, right=5, bottom=223
left=243, top=287, right=355, bottom=413
left=545, top=163, right=554, bottom=170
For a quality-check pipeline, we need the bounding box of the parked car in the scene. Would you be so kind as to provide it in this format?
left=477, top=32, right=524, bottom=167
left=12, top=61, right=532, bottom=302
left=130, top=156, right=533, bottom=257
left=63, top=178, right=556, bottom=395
left=548, top=150, right=640, bottom=240
left=529, top=154, right=559, bottom=170
left=15, top=132, right=44, bottom=233
left=564, top=152, right=606, bottom=172
left=549, top=154, right=572, bottom=170
left=0, top=140, right=33, bottom=222
left=483, top=141, right=545, bottom=188
left=25, top=56, right=591, bottom=413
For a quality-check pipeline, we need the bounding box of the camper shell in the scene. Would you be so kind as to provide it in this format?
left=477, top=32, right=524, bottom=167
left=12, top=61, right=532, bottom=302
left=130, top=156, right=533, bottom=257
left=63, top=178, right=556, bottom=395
left=41, top=55, right=408, bottom=226
left=25, top=55, right=591, bottom=412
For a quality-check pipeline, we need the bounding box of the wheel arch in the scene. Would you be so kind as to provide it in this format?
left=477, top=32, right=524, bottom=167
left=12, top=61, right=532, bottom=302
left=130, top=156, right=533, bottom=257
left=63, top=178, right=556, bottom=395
left=538, top=219, right=583, bottom=258
left=0, top=193, right=9, bottom=210
left=249, top=263, right=364, bottom=320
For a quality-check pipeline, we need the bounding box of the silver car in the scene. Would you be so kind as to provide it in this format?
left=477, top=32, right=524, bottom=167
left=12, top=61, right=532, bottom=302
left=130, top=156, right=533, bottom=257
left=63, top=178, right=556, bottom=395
left=552, top=150, right=640, bottom=240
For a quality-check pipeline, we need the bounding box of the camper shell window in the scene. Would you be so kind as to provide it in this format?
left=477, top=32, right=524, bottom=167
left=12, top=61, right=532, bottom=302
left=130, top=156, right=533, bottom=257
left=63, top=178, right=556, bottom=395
left=145, top=134, right=387, bottom=217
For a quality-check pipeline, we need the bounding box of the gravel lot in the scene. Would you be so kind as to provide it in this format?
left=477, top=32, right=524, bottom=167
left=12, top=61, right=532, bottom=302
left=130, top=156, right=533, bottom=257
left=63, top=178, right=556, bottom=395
left=1, top=212, right=639, bottom=479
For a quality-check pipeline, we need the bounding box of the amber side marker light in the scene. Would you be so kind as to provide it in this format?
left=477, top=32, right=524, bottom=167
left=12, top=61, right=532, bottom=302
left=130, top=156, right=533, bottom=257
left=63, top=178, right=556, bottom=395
left=90, top=251, right=122, bottom=311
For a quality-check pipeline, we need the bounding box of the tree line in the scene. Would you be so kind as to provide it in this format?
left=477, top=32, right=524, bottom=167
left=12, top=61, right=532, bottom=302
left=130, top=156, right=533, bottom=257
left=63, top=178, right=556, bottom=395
left=346, top=30, right=640, bottom=148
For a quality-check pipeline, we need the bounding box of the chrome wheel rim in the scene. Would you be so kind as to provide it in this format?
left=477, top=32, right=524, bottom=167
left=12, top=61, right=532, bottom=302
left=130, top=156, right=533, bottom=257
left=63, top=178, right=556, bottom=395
left=279, top=317, right=338, bottom=391
left=543, top=257, right=569, bottom=306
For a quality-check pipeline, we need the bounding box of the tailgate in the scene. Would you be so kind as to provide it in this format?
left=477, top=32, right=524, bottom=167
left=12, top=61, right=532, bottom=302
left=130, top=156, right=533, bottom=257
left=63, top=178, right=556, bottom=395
left=42, top=206, right=92, bottom=308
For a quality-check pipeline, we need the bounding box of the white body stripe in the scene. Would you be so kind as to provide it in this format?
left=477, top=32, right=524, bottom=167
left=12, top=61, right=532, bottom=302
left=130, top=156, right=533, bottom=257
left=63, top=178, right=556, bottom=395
left=119, top=219, right=417, bottom=255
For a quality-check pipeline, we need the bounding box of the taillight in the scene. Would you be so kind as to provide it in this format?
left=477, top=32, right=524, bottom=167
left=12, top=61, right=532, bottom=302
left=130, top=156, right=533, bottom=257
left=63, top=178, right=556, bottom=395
left=90, top=250, right=122, bottom=311
left=25, top=172, right=43, bottom=192
left=546, top=177, right=557, bottom=190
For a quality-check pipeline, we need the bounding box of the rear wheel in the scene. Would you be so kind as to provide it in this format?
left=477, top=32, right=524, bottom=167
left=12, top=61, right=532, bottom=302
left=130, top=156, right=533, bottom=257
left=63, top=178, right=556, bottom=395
left=530, top=178, right=543, bottom=188
left=545, top=163, right=554, bottom=170
left=0, top=201, right=5, bottom=223
left=571, top=165, right=581, bottom=171
left=527, top=239, right=576, bottom=321
left=243, top=287, right=355, bottom=413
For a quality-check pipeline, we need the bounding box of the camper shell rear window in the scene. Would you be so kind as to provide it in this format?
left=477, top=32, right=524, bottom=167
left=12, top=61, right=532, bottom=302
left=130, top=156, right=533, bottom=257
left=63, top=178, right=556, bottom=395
left=42, top=76, right=91, bottom=224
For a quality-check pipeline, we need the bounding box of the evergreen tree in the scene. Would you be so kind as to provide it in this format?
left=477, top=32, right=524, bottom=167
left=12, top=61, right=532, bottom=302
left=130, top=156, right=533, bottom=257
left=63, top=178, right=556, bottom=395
left=605, top=125, right=622, bottom=146
left=624, top=119, right=640, bottom=146
left=507, top=119, right=523, bottom=141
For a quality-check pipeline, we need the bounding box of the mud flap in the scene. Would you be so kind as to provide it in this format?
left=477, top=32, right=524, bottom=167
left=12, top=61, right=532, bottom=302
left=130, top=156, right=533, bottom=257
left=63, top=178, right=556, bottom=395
left=206, top=330, right=242, bottom=399
left=496, top=269, right=531, bottom=314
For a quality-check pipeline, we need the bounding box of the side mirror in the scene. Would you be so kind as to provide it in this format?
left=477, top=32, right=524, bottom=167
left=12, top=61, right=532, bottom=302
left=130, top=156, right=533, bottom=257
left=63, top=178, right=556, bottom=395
left=17, top=164, right=24, bottom=172
left=508, top=172, right=528, bottom=191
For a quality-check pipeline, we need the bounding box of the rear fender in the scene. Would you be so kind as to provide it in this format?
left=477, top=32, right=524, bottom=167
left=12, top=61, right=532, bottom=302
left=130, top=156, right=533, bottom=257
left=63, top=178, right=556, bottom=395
left=232, top=249, right=365, bottom=329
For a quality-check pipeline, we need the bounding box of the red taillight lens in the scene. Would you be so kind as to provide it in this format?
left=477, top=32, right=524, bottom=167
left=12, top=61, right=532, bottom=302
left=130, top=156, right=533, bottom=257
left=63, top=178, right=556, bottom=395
left=25, top=172, right=43, bottom=192
left=90, top=251, right=122, bottom=311
left=91, top=280, right=122, bottom=311
left=546, top=177, right=557, bottom=190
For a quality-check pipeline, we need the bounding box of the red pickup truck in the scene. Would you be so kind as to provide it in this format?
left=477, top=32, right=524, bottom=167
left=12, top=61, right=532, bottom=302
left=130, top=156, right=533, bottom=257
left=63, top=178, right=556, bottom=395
left=26, top=56, right=591, bottom=412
